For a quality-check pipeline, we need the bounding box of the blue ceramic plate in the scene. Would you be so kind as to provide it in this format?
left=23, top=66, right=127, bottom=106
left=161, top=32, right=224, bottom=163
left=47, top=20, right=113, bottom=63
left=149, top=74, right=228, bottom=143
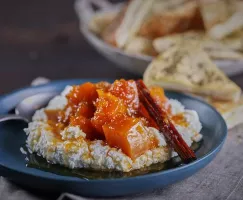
left=0, top=79, right=227, bottom=197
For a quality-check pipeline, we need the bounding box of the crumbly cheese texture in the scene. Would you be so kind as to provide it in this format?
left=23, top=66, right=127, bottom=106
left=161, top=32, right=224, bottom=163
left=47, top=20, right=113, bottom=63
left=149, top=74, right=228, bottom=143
left=25, top=86, right=202, bottom=172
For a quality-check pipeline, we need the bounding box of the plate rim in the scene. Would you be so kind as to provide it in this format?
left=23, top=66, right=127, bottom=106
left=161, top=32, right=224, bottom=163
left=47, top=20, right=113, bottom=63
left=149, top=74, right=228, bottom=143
left=0, top=79, right=227, bottom=183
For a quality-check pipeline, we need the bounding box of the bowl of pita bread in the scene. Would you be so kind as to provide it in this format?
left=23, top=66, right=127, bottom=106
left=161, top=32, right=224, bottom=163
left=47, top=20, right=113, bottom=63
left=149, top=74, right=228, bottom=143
left=75, top=0, right=243, bottom=76
left=75, top=0, right=243, bottom=129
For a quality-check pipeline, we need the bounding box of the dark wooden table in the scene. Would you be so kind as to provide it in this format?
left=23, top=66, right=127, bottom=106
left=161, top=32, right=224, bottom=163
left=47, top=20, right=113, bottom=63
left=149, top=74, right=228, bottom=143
left=0, top=0, right=137, bottom=95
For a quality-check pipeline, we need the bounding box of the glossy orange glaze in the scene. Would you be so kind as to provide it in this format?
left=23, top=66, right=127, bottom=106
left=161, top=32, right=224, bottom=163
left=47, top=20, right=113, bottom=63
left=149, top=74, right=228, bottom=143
left=109, top=79, right=139, bottom=114
left=103, top=115, right=158, bottom=160
left=95, top=81, right=111, bottom=92
left=63, top=138, right=86, bottom=152
left=149, top=86, right=167, bottom=108
left=171, top=113, right=188, bottom=127
left=45, top=110, right=66, bottom=139
left=45, top=82, right=99, bottom=139
left=66, top=82, right=98, bottom=105
left=91, top=89, right=127, bottom=134
left=44, top=80, right=180, bottom=159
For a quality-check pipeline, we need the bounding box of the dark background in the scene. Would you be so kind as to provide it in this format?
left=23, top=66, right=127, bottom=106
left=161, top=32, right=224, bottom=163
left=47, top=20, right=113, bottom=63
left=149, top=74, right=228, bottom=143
left=0, top=0, right=242, bottom=95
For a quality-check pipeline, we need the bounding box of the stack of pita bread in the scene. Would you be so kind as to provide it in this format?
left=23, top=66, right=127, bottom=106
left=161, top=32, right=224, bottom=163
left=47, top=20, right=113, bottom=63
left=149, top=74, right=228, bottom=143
left=144, top=41, right=243, bottom=130
left=89, top=0, right=243, bottom=60
left=89, top=0, right=243, bottom=129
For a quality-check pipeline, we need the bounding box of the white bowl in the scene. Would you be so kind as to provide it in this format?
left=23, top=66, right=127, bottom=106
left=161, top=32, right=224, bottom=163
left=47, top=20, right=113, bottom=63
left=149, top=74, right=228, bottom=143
left=74, top=0, right=243, bottom=76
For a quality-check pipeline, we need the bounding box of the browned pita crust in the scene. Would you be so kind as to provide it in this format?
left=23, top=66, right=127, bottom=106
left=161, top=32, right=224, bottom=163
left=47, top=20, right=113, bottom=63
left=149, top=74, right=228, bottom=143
left=198, top=0, right=230, bottom=31
left=138, top=1, right=199, bottom=39
left=101, top=4, right=128, bottom=46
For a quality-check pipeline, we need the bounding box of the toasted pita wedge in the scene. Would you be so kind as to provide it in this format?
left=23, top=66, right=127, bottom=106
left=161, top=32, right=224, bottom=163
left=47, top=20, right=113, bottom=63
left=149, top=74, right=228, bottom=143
left=144, top=41, right=241, bottom=102
left=153, top=31, right=243, bottom=60
left=184, top=93, right=243, bottom=129
left=151, top=0, right=189, bottom=14
left=229, top=0, right=243, bottom=13
left=124, top=36, right=157, bottom=56
left=153, top=31, right=204, bottom=53
left=199, top=0, right=243, bottom=39
left=209, top=11, right=243, bottom=39
left=202, top=36, right=243, bottom=60
left=206, top=49, right=243, bottom=60
left=221, top=31, right=243, bottom=51
left=89, top=12, right=118, bottom=35
left=198, top=0, right=230, bottom=32
left=206, top=96, right=243, bottom=129
left=101, top=4, right=128, bottom=46
left=138, top=1, right=199, bottom=39
left=115, top=0, right=155, bottom=48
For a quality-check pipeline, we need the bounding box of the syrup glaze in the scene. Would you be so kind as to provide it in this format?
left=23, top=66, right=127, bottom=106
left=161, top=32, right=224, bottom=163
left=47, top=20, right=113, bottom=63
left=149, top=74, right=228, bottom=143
left=44, top=80, right=188, bottom=159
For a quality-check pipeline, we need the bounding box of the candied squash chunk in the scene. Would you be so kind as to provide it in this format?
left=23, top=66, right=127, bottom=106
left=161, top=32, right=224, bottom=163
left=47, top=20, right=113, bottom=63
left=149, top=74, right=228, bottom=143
left=75, top=101, right=95, bottom=119
left=91, top=90, right=127, bottom=133
left=149, top=86, right=167, bottom=108
left=103, top=116, right=158, bottom=159
left=171, top=113, right=188, bottom=127
left=67, top=82, right=98, bottom=105
left=70, top=115, right=103, bottom=140
left=109, top=79, right=139, bottom=114
left=95, top=81, right=111, bottom=92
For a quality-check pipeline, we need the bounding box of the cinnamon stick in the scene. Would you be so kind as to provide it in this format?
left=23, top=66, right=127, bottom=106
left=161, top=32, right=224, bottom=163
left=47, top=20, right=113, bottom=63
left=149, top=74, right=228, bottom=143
left=136, top=80, right=196, bottom=163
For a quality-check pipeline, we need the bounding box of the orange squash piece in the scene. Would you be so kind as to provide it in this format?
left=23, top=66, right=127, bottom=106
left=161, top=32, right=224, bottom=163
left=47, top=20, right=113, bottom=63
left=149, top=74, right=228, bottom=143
left=138, top=86, right=168, bottom=128
left=75, top=102, right=95, bottom=119
left=91, top=90, right=127, bottom=134
left=149, top=86, right=168, bottom=108
left=103, top=116, right=158, bottom=159
left=70, top=115, right=103, bottom=140
left=109, top=79, right=139, bottom=114
left=67, top=82, right=98, bottom=106
left=95, top=81, right=111, bottom=92
left=171, top=113, right=188, bottom=127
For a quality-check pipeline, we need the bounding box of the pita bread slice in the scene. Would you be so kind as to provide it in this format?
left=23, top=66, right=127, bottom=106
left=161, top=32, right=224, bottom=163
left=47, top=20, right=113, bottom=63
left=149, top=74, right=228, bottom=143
left=229, top=0, right=243, bottom=13
left=144, top=41, right=241, bottom=102
left=115, top=0, right=155, bottom=48
left=124, top=36, right=157, bottom=56
left=198, top=0, right=243, bottom=39
left=151, top=0, right=189, bottom=14
left=221, top=31, right=243, bottom=51
left=198, top=0, right=230, bottom=31
left=101, top=4, right=128, bottom=46
left=89, top=12, right=118, bottom=35
left=201, top=36, right=243, bottom=60
left=138, top=1, right=199, bottom=39
left=206, top=96, right=243, bottom=129
left=206, top=49, right=243, bottom=61
left=153, top=31, right=204, bottom=53
left=209, top=11, right=243, bottom=40
left=153, top=31, right=243, bottom=60
left=184, top=93, right=243, bottom=129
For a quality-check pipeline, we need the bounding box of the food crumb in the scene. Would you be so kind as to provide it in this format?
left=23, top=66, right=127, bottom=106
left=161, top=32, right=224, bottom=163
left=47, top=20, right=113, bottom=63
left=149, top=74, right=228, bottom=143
left=237, top=134, right=243, bottom=143
left=20, top=147, right=27, bottom=155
